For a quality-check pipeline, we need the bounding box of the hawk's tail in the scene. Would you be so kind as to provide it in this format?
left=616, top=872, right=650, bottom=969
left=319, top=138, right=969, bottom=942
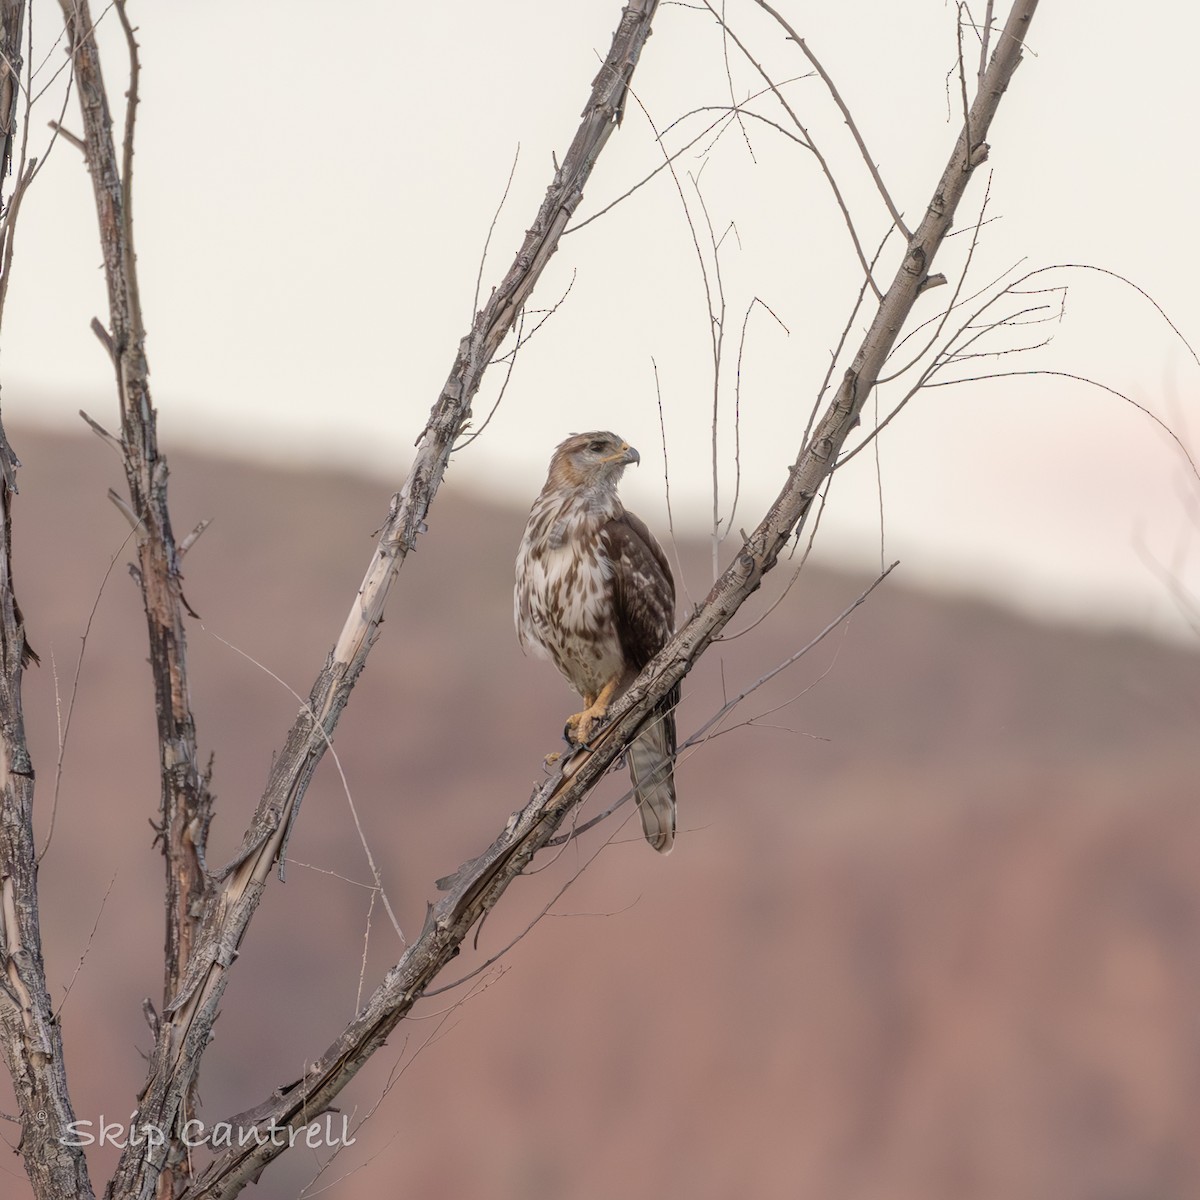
left=627, top=692, right=678, bottom=854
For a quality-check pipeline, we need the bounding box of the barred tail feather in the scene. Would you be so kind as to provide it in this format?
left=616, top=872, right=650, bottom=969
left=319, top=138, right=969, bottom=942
left=627, top=706, right=677, bottom=854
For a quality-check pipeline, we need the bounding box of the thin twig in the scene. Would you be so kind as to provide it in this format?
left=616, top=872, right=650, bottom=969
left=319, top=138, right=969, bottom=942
left=204, top=627, right=406, bottom=944
left=114, top=0, right=140, bottom=324
left=472, top=143, right=520, bottom=319
left=688, top=174, right=728, bottom=578
left=52, top=872, right=118, bottom=1019
left=651, top=357, right=692, bottom=612
left=700, top=0, right=883, bottom=300
left=456, top=270, right=578, bottom=451
left=39, top=525, right=141, bottom=862
left=729, top=296, right=790, bottom=540
left=753, top=0, right=912, bottom=240
left=923, top=367, right=1200, bottom=482
left=804, top=227, right=893, bottom=448
left=621, top=77, right=727, bottom=579
left=876, top=176, right=1006, bottom=385
left=955, top=5, right=972, bottom=163
left=719, top=0, right=756, bottom=161
left=567, top=83, right=812, bottom=235
left=977, top=0, right=996, bottom=91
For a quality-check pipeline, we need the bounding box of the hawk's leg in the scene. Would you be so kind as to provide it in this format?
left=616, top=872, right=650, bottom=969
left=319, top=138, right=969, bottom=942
left=564, top=677, right=620, bottom=748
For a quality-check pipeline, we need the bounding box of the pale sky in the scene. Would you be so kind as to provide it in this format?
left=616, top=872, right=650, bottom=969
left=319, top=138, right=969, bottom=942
left=4, top=1, right=1198, bottom=639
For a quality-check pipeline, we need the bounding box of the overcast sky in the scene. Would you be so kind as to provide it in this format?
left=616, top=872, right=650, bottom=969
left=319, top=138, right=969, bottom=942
left=4, top=1, right=1198, bottom=639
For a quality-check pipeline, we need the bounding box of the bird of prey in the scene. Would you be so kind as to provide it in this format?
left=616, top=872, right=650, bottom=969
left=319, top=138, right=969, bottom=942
left=514, top=431, right=679, bottom=853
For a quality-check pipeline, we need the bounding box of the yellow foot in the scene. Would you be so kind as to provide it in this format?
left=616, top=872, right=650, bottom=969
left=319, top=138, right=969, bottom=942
left=543, top=750, right=563, bottom=768
left=564, top=705, right=606, bottom=748
left=563, top=679, right=620, bottom=748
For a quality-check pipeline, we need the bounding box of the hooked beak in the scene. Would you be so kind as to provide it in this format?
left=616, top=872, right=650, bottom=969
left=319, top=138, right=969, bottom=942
left=598, top=440, right=640, bottom=467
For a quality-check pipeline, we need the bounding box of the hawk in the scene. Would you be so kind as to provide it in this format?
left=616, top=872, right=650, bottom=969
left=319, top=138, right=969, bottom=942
left=515, top=431, right=679, bottom=853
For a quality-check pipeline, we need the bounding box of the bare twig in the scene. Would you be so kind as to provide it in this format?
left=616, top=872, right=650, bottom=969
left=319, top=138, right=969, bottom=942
left=956, top=5, right=973, bottom=153
left=752, top=0, right=912, bottom=240
left=651, top=356, right=693, bottom=613
left=472, top=142, right=520, bottom=319
left=456, top=269, right=578, bottom=451
left=39, top=524, right=140, bottom=862
left=730, top=296, right=790, bottom=539
left=203, top=626, right=405, bottom=944
left=567, top=79, right=812, bottom=235
left=719, top=0, right=756, bottom=161
left=45, top=117, right=82, bottom=150
left=700, top=0, right=884, bottom=299
left=620, top=77, right=729, bottom=580
left=688, top=175, right=730, bottom=577
left=52, top=871, right=118, bottom=1018
left=977, top=0, right=996, bottom=91
left=923, top=367, right=1200, bottom=482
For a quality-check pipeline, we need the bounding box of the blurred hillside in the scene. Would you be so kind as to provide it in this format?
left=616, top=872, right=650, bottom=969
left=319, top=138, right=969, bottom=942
left=1, top=426, right=1198, bottom=1200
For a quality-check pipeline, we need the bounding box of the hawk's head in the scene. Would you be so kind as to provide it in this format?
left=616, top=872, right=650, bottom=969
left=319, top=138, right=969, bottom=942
left=546, top=431, right=641, bottom=493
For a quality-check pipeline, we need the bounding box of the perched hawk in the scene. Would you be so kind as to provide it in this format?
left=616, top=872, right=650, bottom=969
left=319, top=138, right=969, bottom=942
left=515, top=431, right=679, bottom=853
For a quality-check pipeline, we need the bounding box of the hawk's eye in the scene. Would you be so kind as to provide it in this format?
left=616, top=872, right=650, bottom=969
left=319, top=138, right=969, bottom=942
left=587, top=439, right=608, bottom=454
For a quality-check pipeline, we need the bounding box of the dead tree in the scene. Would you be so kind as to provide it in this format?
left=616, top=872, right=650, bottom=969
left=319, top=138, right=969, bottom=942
left=0, top=1, right=1040, bottom=1197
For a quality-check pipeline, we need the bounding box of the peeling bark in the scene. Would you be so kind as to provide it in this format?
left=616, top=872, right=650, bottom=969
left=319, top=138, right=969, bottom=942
left=0, top=7, right=97, bottom=1197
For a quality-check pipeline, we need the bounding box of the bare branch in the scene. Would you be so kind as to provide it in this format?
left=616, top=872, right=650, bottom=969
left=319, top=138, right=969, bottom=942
left=876, top=174, right=1001, bottom=385
left=0, top=5, right=97, bottom=1196
left=57, top=16, right=215, bottom=1124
